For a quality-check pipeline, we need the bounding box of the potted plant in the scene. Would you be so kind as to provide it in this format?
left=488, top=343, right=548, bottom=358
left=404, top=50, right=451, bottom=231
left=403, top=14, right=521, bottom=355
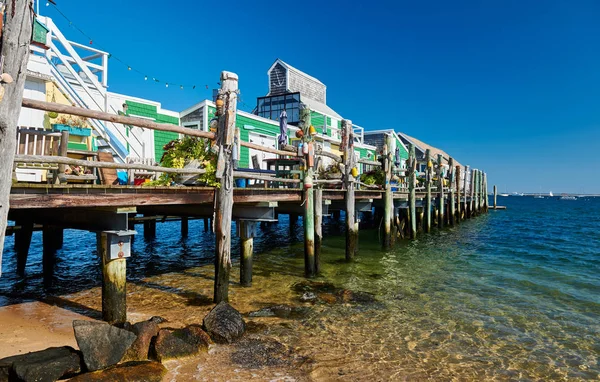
left=320, top=163, right=343, bottom=180
left=52, top=114, right=91, bottom=137
left=145, top=137, right=219, bottom=187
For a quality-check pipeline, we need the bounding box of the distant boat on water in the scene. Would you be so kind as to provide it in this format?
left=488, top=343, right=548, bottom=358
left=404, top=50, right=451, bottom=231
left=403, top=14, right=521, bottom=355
left=549, top=191, right=554, bottom=197
left=499, top=193, right=509, bottom=197
left=534, top=195, right=545, bottom=199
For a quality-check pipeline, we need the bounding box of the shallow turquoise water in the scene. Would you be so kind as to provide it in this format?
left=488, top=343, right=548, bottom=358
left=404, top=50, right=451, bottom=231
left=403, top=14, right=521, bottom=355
left=1, top=196, right=599, bottom=379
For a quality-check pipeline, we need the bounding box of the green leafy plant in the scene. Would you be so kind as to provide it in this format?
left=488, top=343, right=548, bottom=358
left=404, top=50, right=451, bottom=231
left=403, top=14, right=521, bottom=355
left=54, top=114, right=89, bottom=127
left=360, top=169, right=385, bottom=186
left=145, top=137, right=219, bottom=187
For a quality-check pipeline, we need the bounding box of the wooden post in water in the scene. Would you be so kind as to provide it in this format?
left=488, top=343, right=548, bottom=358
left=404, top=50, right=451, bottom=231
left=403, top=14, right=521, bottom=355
left=383, top=135, right=393, bottom=247
left=493, top=185, right=497, bottom=209
left=181, top=217, right=189, bottom=237
left=42, top=225, right=59, bottom=283
left=475, top=170, right=481, bottom=214
left=455, top=165, right=461, bottom=223
left=239, top=220, right=255, bottom=287
left=314, top=188, right=323, bottom=274
left=15, top=220, right=33, bottom=276
left=204, top=218, right=210, bottom=232
left=449, top=158, right=456, bottom=226
left=213, top=71, right=238, bottom=303
left=0, top=0, right=35, bottom=276
left=97, top=231, right=129, bottom=324
left=469, top=169, right=476, bottom=217
left=301, top=107, right=316, bottom=277
left=463, top=165, right=470, bottom=218
left=143, top=215, right=156, bottom=240
left=424, top=149, right=432, bottom=233
left=437, top=154, right=444, bottom=228
left=483, top=172, right=488, bottom=212
left=343, top=119, right=357, bottom=260
left=408, top=144, right=417, bottom=239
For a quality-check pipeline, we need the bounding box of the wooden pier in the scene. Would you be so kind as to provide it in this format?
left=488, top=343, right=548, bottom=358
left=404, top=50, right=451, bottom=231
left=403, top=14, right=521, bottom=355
left=3, top=71, right=490, bottom=324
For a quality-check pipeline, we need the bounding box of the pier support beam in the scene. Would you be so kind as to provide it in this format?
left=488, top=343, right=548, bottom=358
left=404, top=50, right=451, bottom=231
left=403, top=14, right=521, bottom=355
left=455, top=165, right=462, bottom=223
left=343, top=119, right=358, bottom=260
left=301, top=107, right=316, bottom=277
left=449, top=158, right=456, bottom=226
left=14, top=220, right=33, bottom=276
left=181, top=217, right=189, bottom=237
left=98, top=230, right=134, bottom=324
left=43, top=225, right=62, bottom=283
left=483, top=172, right=488, bottom=212
left=408, top=144, right=417, bottom=239
left=314, top=189, right=323, bottom=274
left=437, top=154, right=444, bottom=228
left=238, top=221, right=256, bottom=287
left=464, top=165, right=470, bottom=218
left=424, top=149, right=432, bottom=233
left=214, top=71, right=238, bottom=303
left=469, top=168, right=476, bottom=217
left=204, top=218, right=210, bottom=232
left=143, top=215, right=156, bottom=240
left=493, top=185, right=497, bottom=209
left=383, top=135, right=393, bottom=247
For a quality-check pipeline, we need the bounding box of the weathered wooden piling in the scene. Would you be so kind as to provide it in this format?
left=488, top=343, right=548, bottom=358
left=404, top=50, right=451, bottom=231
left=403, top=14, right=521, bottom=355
left=383, top=135, right=393, bottom=247
left=343, top=119, right=358, bottom=260
left=463, top=165, right=470, bottom=218
left=408, top=144, right=417, bottom=239
left=437, top=154, right=444, bottom=228
left=181, top=217, right=189, bottom=237
left=238, top=220, right=255, bottom=287
left=483, top=172, right=488, bottom=212
left=14, top=220, right=33, bottom=275
left=449, top=158, right=456, bottom=226
left=314, top=188, right=323, bottom=274
left=42, top=225, right=61, bottom=281
left=469, top=169, right=476, bottom=217
left=213, top=71, right=238, bottom=303
left=97, top=232, right=128, bottom=324
left=203, top=218, right=210, bottom=232
left=301, top=107, right=316, bottom=277
left=455, top=165, right=461, bottom=223
left=143, top=215, right=156, bottom=240
left=424, top=149, right=432, bottom=232
left=493, top=185, right=497, bottom=209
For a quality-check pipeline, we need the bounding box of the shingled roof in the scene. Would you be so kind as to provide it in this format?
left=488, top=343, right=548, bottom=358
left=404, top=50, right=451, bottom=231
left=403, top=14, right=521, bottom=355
left=398, top=132, right=462, bottom=167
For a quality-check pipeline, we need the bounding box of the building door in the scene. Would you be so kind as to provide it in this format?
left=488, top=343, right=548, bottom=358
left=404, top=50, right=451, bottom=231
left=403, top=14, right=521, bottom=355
left=248, top=132, right=276, bottom=170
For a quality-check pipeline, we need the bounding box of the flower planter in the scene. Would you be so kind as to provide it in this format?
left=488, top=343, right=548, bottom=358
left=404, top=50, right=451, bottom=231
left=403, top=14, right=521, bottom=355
left=175, top=159, right=207, bottom=186
left=52, top=124, right=92, bottom=137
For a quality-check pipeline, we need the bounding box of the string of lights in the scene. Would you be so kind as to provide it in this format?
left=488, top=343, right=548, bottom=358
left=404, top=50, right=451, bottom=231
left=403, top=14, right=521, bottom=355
left=43, top=1, right=212, bottom=92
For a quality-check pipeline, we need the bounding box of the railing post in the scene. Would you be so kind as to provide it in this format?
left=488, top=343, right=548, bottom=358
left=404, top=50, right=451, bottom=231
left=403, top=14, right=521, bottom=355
left=449, top=157, right=456, bottom=226
left=383, top=134, right=393, bottom=247
left=57, top=130, right=69, bottom=183
left=408, top=143, right=417, bottom=239
left=343, top=119, right=357, bottom=260
left=213, top=71, right=238, bottom=303
left=437, top=154, right=444, bottom=228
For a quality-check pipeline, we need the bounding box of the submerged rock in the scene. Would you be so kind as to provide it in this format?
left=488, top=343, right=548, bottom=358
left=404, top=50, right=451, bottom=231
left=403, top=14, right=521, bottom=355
left=336, top=289, right=377, bottom=304
left=68, top=361, right=166, bottom=382
left=73, top=320, right=137, bottom=372
left=0, top=346, right=82, bottom=382
left=152, top=325, right=211, bottom=361
left=300, top=292, right=317, bottom=302
left=292, top=280, right=337, bottom=295
left=248, top=305, right=311, bottom=319
left=231, top=336, right=305, bottom=369
left=122, top=320, right=160, bottom=362
left=203, top=302, right=245, bottom=344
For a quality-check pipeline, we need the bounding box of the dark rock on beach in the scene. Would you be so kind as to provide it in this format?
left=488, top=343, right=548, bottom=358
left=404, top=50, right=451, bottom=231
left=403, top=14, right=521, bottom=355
left=152, top=325, right=210, bottom=362
left=0, top=346, right=82, bottom=382
left=203, top=302, right=246, bottom=344
left=68, top=361, right=166, bottom=382
left=73, top=320, right=137, bottom=372
left=122, top=320, right=160, bottom=362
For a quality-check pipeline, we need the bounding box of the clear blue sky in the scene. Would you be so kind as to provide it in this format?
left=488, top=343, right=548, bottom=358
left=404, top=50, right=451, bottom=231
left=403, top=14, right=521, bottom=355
left=41, top=0, right=600, bottom=194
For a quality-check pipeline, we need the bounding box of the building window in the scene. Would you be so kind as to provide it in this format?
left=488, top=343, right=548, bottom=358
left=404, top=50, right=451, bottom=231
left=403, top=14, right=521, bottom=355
left=257, top=93, right=300, bottom=123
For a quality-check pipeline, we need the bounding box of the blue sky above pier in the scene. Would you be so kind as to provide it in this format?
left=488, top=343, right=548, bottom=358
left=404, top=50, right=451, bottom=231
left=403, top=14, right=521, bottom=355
left=41, top=0, right=600, bottom=193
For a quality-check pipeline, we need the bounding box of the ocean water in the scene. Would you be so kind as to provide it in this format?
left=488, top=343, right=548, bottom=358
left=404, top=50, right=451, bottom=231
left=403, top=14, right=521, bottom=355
left=1, top=196, right=599, bottom=380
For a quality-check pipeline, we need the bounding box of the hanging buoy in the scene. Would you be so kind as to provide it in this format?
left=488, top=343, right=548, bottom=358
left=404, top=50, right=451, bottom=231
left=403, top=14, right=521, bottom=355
left=427, top=160, right=433, bottom=168
left=351, top=167, right=359, bottom=178
left=303, top=143, right=309, bottom=155
left=295, top=130, right=304, bottom=139
left=309, top=125, right=317, bottom=135
left=297, top=143, right=303, bottom=156
left=304, top=176, right=313, bottom=189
